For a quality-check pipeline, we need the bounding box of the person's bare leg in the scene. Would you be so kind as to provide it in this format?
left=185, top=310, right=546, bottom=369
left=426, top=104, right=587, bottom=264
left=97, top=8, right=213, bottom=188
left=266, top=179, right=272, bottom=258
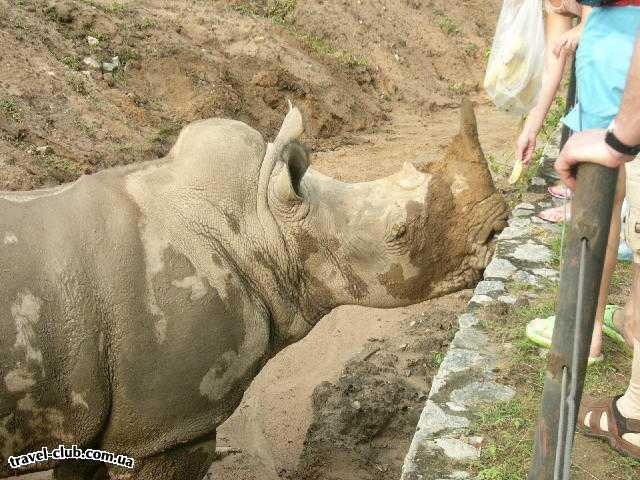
left=590, top=167, right=625, bottom=358
left=615, top=264, right=640, bottom=447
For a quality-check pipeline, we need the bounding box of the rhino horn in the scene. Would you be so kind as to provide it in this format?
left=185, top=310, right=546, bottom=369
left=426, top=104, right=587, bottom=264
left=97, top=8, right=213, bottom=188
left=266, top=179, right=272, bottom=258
left=455, top=98, right=486, bottom=166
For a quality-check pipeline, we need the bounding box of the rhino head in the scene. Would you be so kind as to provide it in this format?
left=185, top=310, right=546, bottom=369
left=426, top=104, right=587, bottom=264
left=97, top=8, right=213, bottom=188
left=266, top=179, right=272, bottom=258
left=257, top=100, right=508, bottom=342
left=166, top=101, right=508, bottom=347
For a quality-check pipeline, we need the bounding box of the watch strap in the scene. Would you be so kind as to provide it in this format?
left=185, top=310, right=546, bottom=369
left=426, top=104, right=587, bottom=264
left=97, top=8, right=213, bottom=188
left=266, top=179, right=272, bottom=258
left=606, top=128, right=640, bottom=157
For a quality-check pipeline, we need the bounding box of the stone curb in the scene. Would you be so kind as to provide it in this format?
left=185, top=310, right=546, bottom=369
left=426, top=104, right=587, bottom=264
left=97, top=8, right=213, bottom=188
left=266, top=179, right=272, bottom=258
left=400, top=196, right=560, bottom=480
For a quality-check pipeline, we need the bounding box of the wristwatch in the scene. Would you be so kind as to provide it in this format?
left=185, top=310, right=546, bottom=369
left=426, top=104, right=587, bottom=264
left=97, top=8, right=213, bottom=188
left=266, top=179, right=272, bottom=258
left=606, top=120, right=640, bottom=158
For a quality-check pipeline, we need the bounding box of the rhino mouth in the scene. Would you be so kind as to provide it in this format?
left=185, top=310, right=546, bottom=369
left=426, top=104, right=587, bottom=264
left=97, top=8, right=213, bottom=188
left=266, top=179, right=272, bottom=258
left=470, top=198, right=509, bottom=270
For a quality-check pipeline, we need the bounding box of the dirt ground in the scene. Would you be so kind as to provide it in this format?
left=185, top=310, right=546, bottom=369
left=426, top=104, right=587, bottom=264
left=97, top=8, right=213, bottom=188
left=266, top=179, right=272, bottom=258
left=2, top=1, right=534, bottom=480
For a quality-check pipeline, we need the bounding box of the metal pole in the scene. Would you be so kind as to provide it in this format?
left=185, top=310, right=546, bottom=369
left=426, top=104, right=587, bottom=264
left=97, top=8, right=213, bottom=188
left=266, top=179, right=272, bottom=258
left=527, top=163, right=618, bottom=479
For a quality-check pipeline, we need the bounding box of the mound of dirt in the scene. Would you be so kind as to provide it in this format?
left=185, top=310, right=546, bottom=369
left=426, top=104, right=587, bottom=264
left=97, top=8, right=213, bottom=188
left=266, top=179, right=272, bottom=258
left=1, top=0, right=499, bottom=191
left=288, top=302, right=461, bottom=480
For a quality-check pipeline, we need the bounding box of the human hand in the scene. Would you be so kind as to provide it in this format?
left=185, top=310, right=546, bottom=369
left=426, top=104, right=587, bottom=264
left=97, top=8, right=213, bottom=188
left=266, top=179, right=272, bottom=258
left=555, top=129, right=630, bottom=190
left=515, top=128, right=537, bottom=165
left=553, top=25, right=582, bottom=58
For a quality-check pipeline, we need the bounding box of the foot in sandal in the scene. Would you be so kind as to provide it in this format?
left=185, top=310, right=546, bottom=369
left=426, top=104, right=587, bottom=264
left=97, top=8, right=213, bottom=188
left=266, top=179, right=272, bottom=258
left=578, top=395, right=640, bottom=459
left=536, top=204, right=571, bottom=223
left=603, top=304, right=637, bottom=348
left=548, top=184, right=572, bottom=200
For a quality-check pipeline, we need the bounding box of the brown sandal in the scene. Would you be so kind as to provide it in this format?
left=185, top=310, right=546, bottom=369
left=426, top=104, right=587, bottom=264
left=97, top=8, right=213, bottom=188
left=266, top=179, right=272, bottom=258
left=578, top=395, right=640, bottom=459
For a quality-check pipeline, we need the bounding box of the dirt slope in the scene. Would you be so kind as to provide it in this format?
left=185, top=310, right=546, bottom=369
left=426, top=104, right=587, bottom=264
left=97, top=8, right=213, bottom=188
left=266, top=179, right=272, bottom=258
left=1, top=0, right=498, bottom=190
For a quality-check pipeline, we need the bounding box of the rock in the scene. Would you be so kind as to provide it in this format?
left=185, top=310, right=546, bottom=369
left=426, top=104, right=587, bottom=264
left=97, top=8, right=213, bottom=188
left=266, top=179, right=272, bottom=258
left=457, top=313, right=477, bottom=329
left=87, top=35, right=99, bottom=46
left=508, top=216, right=531, bottom=228
left=451, top=328, right=488, bottom=350
left=474, top=280, right=504, bottom=296
left=484, top=258, right=517, bottom=279
left=515, top=203, right=535, bottom=210
left=509, top=242, right=552, bottom=264
left=450, top=381, right=515, bottom=407
left=433, top=438, right=480, bottom=461
left=531, top=176, right=547, bottom=186
left=469, top=294, right=492, bottom=306
left=35, top=146, right=52, bottom=155
left=497, top=294, right=517, bottom=305
left=430, top=348, right=488, bottom=395
left=450, top=472, right=471, bottom=480
left=413, top=401, right=470, bottom=437
left=446, top=402, right=467, bottom=412
left=512, top=270, right=539, bottom=285
left=102, top=57, right=120, bottom=72
left=512, top=209, right=533, bottom=218
left=498, top=224, right=530, bottom=240
left=533, top=267, right=559, bottom=279
left=83, top=56, right=100, bottom=70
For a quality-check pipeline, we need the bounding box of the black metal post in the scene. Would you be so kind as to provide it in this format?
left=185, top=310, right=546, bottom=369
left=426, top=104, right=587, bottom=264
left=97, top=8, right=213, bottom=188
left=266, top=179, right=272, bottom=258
left=527, top=163, right=619, bottom=479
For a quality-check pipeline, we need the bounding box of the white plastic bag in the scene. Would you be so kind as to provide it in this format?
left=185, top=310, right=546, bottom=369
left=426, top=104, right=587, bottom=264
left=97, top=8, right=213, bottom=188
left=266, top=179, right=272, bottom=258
left=484, top=0, right=545, bottom=115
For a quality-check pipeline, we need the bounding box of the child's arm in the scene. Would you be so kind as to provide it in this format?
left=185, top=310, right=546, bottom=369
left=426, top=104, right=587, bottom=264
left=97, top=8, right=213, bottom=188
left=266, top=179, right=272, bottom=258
left=516, top=12, right=574, bottom=164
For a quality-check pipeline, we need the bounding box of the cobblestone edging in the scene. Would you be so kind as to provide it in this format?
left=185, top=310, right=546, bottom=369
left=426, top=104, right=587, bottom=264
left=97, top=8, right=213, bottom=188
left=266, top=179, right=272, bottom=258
left=400, top=175, right=563, bottom=480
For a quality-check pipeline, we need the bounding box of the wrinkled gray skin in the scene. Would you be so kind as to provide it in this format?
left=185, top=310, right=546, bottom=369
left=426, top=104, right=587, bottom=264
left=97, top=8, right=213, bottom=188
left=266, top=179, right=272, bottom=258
left=0, top=102, right=508, bottom=480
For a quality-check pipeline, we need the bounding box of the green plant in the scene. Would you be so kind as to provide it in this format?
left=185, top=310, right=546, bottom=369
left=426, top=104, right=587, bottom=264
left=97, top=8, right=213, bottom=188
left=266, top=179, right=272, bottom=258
left=267, top=0, right=296, bottom=24
left=486, top=153, right=509, bottom=176
left=60, top=54, right=82, bottom=70
left=464, top=43, right=479, bottom=57
left=447, top=81, right=467, bottom=95
left=0, top=97, right=22, bottom=122
left=232, top=3, right=261, bottom=16
left=431, top=351, right=445, bottom=368
left=433, top=8, right=460, bottom=35
left=299, top=32, right=368, bottom=68
left=105, top=2, right=130, bottom=14
left=66, top=74, right=88, bottom=95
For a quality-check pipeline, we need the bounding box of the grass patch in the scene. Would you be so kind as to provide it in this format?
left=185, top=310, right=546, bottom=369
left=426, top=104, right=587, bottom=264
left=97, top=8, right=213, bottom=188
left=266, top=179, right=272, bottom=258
left=232, top=1, right=367, bottom=68
left=105, top=2, right=130, bottom=15
left=447, top=81, right=469, bottom=95
left=299, top=32, right=368, bottom=68
left=540, top=96, right=566, bottom=140
left=267, top=0, right=296, bottom=25
left=433, top=8, right=460, bottom=35
left=60, top=54, right=82, bottom=70
left=66, top=74, right=88, bottom=95
left=38, top=154, right=83, bottom=176
left=486, top=153, right=509, bottom=177
left=151, top=124, right=181, bottom=145
left=464, top=42, right=479, bottom=57
left=471, top=263, right=638, bottom=479
left=431, top=351, right=445, bottom=368
left=0, top=97, right=22, bottom=122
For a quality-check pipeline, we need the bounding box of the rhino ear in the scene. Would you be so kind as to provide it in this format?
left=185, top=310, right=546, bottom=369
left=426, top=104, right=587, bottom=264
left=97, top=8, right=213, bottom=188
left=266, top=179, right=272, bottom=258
left=272, top=141, right=310, bottom=207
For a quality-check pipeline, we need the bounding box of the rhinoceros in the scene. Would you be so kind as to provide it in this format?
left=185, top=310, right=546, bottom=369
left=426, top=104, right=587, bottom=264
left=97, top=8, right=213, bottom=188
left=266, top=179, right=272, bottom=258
left=0, top=100, right=507, bottom=480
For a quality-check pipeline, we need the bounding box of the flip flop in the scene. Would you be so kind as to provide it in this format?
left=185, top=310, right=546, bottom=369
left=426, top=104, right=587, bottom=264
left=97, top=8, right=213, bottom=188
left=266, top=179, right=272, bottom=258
left=578, top=395, right=640, bottom=460
left=602, top=304, right=626, bottom=346
left=536, top=204, right=570, bottom=223
left=548, top=185, right=572, bottom=200
left=525, top=316, right=604, bottom=365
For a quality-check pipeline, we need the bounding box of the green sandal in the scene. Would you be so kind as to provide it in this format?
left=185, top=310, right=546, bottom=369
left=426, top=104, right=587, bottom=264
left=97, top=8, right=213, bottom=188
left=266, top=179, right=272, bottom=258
left=602, top=304, right=626, bottom=346
left=526, top=316, right=604, bottom=366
